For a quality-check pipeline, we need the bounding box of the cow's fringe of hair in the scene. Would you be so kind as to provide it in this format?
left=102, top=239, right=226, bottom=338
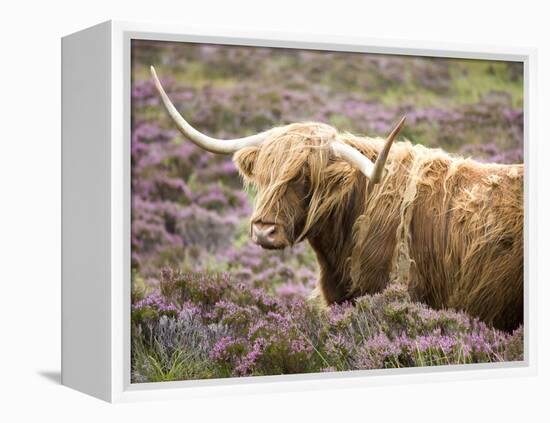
left=236, top=122, right=345, bottom=242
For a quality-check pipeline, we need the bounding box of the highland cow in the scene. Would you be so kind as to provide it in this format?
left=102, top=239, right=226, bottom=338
left=151, top=66, right=524, bottom=332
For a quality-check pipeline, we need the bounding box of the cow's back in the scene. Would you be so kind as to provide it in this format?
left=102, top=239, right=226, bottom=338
left=407, top=157, right=524, bottom=331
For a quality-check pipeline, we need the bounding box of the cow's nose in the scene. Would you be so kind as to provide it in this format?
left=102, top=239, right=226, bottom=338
left=252, top=223, right=277, bottom=247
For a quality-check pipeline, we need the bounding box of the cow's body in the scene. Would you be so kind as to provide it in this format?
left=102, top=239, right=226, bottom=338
left=306, top=133, right=523, bottom=332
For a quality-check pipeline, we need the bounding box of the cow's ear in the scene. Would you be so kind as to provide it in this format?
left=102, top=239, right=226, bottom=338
left=233, top=146, right=259, bottom=179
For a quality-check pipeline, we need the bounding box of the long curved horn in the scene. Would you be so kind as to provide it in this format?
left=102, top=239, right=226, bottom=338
left=150, top=66, right=270, bottom=154
left=370, top=116, right=406, bottom=183
left=330, top=116, right=406, bottom=183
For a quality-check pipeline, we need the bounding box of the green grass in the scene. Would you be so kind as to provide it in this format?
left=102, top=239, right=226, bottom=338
left=135, top=62, right=239, bottom=89
left=374, top=59, right=523, bottom=109
left=132, top=340, right=215, bottom=382
left=449, top=59, right=523, bottom=108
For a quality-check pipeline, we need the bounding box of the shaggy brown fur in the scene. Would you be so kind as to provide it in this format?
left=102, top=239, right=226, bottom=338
left=233, top=122, right=524, bottom=332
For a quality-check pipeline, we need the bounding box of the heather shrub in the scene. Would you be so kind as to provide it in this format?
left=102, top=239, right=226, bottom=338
left=131, top=272, right=524, bottom=382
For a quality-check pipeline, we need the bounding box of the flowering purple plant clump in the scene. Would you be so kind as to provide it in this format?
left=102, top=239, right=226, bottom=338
left=131, top=273, right=523, bottom=382
left=130, top=42, right=524, bottom=382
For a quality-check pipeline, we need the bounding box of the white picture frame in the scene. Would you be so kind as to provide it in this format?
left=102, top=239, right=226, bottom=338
left=61, top=20, right=537, bottom=403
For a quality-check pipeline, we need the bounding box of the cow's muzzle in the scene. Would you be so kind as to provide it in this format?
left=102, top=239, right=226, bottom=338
left=251, top=222, right=288, bottom=249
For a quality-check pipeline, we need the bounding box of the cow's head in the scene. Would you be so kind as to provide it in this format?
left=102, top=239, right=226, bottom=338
left=151, top=66, right=405, bottom=249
